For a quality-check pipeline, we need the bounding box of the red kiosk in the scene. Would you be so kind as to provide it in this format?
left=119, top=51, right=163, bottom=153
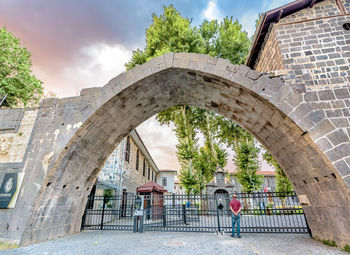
left=137, top=181, right=167, bottom=220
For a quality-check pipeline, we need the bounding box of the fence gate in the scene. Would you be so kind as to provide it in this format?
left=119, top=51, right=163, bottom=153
left=81, top=192, right=310, bottom=234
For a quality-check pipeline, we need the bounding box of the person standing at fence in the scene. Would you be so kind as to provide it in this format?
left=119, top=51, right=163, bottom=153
left=230, top=194, right=241, bottom=238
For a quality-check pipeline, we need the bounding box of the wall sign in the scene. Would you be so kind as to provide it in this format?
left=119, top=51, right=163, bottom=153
left=0, top=173, right=24, bottom=208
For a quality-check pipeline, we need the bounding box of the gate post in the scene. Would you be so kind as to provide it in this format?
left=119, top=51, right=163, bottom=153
left=215, top=197, right=221, bottom=233
left=182, top=204, right=187, bottom=225
left=100, top=195, right=107, bottom=230
left=163, top=206, right=167, bottom=227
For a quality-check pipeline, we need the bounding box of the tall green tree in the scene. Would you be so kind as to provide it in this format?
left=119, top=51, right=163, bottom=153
left=235, top=139, right=263, bottom=193
left=125, top=5, right=251, bottom=193
left=263, top=151, right=293, bottom=207
left=0, top=27, right=43, bottom=107
left=157, top=105, right=199, bottom=194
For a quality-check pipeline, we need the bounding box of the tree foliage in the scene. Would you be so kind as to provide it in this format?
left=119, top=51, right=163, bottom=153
left=235, top=139, right=263, bottom=193
left=126, top=5, right=254, bottom=194
left=263, top=151, right=293, bottom=199
left=0, top=27, right=43, bottom=107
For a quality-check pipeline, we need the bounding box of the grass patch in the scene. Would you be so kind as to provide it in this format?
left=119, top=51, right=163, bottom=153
left=0, top=241, right=19, bottom=250
left=322, top=240, right=337, bottom=247
left=343, top=244, right=350, bottom=253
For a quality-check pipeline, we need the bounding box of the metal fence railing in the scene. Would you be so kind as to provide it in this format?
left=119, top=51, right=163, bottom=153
left=81, top=192, right=309, bottom=234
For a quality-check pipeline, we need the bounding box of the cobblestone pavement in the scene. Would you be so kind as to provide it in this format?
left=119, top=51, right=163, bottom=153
left=2, top=231, right=347, bottom=255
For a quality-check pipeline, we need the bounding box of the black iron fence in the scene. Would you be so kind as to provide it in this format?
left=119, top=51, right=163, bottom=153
left=81, top=191, right=309, bottom=234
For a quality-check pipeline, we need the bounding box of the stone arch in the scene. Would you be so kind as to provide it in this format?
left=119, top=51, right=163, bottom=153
left=14, top=53, right=349, bottom=246
left=214, top=189, right=229, bottom=195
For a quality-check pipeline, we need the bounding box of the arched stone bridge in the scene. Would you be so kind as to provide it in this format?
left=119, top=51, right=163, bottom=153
left=0, top=53, right=349, bottom=246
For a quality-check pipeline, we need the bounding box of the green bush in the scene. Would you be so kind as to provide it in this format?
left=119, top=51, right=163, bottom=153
left=322, top=240, right=337, bottom=247
left=343, top=244, right=350, bottom=253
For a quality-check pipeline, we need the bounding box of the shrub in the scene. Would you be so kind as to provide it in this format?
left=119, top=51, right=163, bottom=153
left=322, top=240, right=337, bottom=247
left=343, top=244, right=350, bottom=253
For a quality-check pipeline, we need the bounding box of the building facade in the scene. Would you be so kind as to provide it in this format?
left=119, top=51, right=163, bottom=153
left=156, top=169, right=177, bottom=194
left=96, top=130, right=159, bottom=195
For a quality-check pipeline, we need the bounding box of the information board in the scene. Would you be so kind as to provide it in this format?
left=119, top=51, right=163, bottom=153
left=0, top=173, right=24, bottom=208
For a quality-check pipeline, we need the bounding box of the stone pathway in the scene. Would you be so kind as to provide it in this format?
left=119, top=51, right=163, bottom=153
left=2, top=231, right=348, bottom=255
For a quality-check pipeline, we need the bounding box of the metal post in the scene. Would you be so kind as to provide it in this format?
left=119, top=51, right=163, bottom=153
left=139, top=215, right=144, bottom=233
left=100, top=195, right=107, bottom=230
left=215, top=197, right=221, bottom=233
left=163, top=206, right=166, bottom=227
left=182, top=204, right=187, bottom=225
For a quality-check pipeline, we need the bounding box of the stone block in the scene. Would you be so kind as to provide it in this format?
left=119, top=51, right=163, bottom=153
left=334, top=88, right=350, bottom=99
left=305, top=110, right=325, bottom=124
left=326, top=143, right=350, bottom=161
left=309, top=119, right=335, bottom=140
left=327, top=129, right=350, bottom=146
left=315, top=137, right=333, bottom=151
left=318, top=90, right=335, bottom=101
left=334, top=160, right=350, bottom=177
left=304, top=91, right=319, bottom=102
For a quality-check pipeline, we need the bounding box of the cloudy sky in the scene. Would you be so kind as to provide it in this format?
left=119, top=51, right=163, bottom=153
left=0, top=0, right=291, bottom=171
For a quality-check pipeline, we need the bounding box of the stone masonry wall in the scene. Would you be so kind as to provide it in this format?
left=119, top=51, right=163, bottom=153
left=255, top=26, right=284, bottom=72
left=273, top=0, right=349, bottom=92
left=122, top=136, right=156, bottom=193
left=342, top=0, right=350, bottom=13
left=0, top=109, right=38, bottom=242
left=279, top=0, right=342, bottom=24
left=254, top=0, right=350, bottom=191
left=99, top=135, right=156, bottom=194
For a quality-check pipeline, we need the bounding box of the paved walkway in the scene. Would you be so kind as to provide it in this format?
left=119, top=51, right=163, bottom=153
left=2, top=231, right=347, bottom=255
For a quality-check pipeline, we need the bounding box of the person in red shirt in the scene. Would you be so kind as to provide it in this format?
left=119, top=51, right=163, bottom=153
left=230, top=194, right=241, bottom=238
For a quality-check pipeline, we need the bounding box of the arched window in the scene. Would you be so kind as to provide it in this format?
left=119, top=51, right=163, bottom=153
left=136, top=149, right=139, bottom=170
left=125, top=136, right=130, bottom=163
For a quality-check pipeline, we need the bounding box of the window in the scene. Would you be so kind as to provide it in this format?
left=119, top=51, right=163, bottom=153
left=148, top=165, right=150, bottom=180
left=343, top=23, right=350, bottom=31
left=162, top=177, right=167, bottom=187
left=143, top=159, right=146, bottom=176
left=152, top=170, right=154, bottom=181
left=136, top=149, right=139, bottom=170
left=125, top=136, right=130, bottom=163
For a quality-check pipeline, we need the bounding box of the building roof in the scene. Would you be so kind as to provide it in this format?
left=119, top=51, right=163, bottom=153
left=159, top=169, right=178, bottom=172
left=97, top=179, right=121, bottom=189
left=256, top=171, right=276, bottom=176
left=136, top=181, right=167, bottom=193
left=246, top=0, right=325, bottom=69
left=231, top=171, right=276, bottom=176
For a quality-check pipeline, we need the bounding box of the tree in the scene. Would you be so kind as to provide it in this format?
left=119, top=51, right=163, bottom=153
left=125, top=5, right=251, bottom=193
left=157, top=105, right=199, bottom=194
left=0, top=27, right=43, bottom=107
left=263, top=151, right=293, bottom=207
left=235, top=139, right=262, bottom=193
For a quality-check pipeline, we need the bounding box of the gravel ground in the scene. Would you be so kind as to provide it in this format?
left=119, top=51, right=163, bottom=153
left=2, top=231, right=347, bottom=255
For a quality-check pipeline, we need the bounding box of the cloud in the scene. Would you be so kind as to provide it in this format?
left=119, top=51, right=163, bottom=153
left=202, top=0, right=223, bottom=20
left=239, top=11, right=259, bottom=37
left=63, top=43, right=132, bottom=94
left=32, top=43, right=132, bottom=97
left=262, top=0, right=292, bottom=11
left=136, top=116, right=180, bottom=170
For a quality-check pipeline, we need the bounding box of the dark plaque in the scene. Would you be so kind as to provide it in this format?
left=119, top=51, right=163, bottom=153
left=0, top=173, right=23, bottom=208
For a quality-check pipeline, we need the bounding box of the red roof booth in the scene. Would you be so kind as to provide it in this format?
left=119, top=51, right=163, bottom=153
left=137, top=181, right=167, bottom=220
